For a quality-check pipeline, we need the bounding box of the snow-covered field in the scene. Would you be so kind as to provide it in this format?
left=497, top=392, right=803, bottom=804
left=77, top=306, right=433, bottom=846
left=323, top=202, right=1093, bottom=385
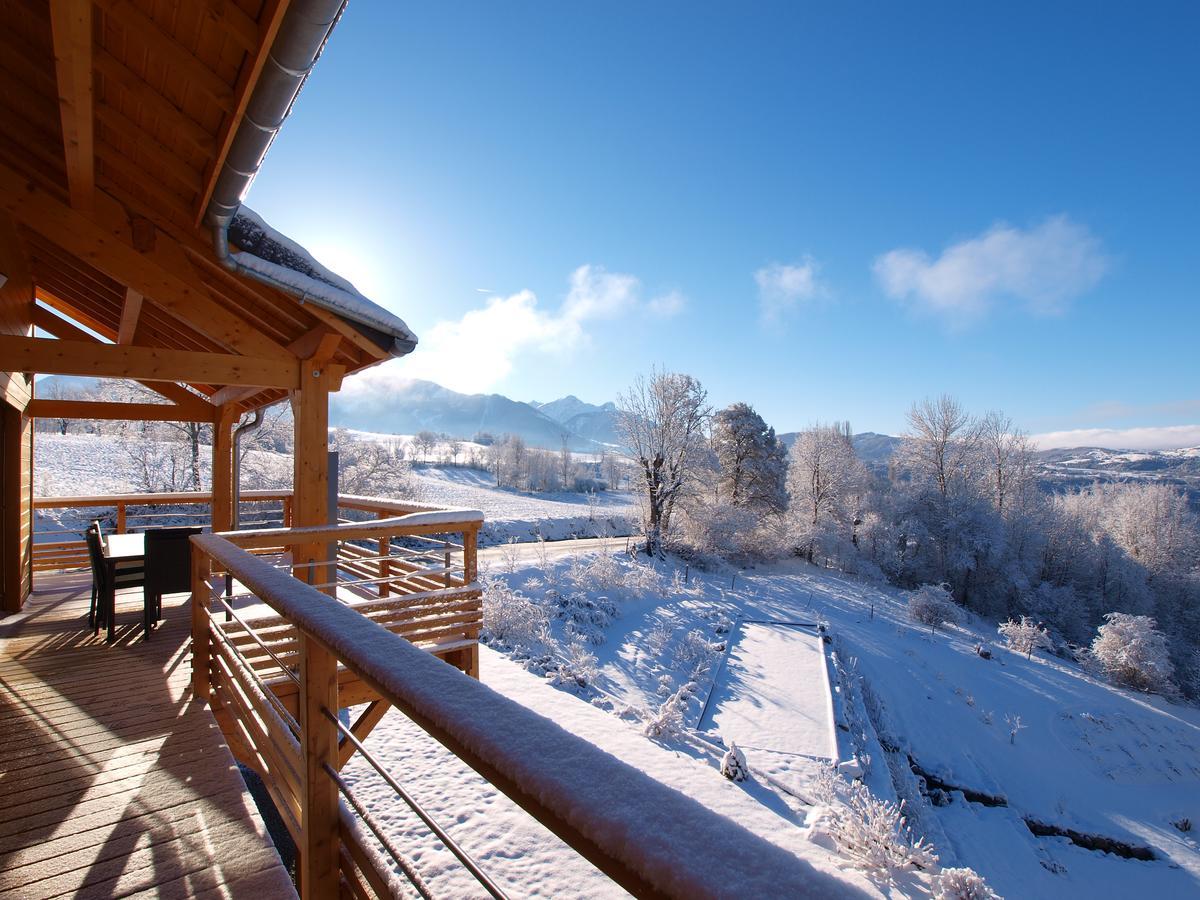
left=32, top=433, right=637, bottom=545
left=410, top=466, right=637, bottom=544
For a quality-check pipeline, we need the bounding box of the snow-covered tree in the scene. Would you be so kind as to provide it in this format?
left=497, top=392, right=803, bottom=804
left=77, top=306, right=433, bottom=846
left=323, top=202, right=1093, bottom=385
left=901, top=395, right=979, bottom=499
left=787, top=422, right=869, bottom=564
left=711, top=402, right=787, bottom=511
left=908, top=583, right=957, bottom=633
left=998, top=616, right=1052, bottom=659
left=720, top=741, right=749, bottom=782
left=618, top=370, right=711, bottom=555
left=1090, top=613, right=1176, bottom=693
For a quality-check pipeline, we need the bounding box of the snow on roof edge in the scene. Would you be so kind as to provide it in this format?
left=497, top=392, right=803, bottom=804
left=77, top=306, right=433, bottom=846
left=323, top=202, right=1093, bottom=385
left=230, top=206, right=418, bottom=356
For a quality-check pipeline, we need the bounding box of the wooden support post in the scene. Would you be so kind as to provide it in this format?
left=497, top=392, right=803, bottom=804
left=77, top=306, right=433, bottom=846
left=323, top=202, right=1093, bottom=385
left=299, top=634, right=339, bottom=899
left=190, top=546, right=210, bottom=701
left=444, top=539, right=452, bottom=587
left=291, top=360, right=333, bottom=590
left=115, top=501, right=126, bottom=534
left=211, top=405, right=235, bottom=533
left=282, top=495, right=293, bottom=528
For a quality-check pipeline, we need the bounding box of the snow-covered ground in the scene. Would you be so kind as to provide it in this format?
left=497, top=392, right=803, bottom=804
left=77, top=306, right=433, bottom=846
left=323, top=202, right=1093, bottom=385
left=464, top=549, right=1200, bottom=898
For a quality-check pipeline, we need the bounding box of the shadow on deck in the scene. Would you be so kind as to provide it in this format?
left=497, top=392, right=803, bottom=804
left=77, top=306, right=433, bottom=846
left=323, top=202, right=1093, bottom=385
left=0, top=574, right=295, bottom=899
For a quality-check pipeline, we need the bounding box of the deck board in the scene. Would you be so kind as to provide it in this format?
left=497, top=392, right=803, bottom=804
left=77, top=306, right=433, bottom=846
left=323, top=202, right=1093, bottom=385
left=0, top=574, right=296, bottom=898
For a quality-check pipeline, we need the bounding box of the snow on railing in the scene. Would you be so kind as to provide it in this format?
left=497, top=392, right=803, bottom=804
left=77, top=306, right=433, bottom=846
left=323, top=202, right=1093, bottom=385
left=191, top=524, right=868, bottom=899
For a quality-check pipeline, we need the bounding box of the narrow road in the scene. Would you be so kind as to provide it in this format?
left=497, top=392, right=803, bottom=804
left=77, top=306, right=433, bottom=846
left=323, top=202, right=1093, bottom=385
left=477, top=535, right=635, bottom=564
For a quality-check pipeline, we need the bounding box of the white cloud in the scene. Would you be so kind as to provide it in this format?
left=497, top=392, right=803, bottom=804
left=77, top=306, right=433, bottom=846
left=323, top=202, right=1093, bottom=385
left=339, top=264, right=682, bottom=396
left=1031, top=424, right=1200, bottom=451
left=873, top=215, right=1108, bottom=324
left=755, top=258, right=824, bottom=320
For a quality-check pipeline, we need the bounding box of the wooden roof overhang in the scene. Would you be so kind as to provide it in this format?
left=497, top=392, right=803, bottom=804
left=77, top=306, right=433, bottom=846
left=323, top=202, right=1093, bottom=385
left=0, top=0, right=398, bottom=423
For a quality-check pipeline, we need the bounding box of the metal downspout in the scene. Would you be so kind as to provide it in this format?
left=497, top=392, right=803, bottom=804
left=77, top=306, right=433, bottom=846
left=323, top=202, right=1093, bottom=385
left=231, top=409, right=264, bottom=529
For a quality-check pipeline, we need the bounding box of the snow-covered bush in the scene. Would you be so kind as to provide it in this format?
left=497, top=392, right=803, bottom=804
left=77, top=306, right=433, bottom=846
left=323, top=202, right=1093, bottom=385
left=811, top=769, right=937, bottom=877
left=673, top=628, right=722, bottom=676
left=933, top=866, right=998, bottom=900
left=998, top=616, right=1052, bottom=658
left=554, top=591, right=619, bottom=646
left=643, top=688, right=687, bottom=740
left=482, top=577, right=550, bottom=651
left=720, top=741, right=749, bottom=782
left=552, top=640, right=599, bottom=688
left=1090, top=613, right=1177, bottom=693
left=907, top=584, right=957, bottom=633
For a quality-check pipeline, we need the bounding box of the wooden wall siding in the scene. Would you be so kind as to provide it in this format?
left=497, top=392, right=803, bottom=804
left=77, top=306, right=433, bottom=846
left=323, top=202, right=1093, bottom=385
left=1, top=402, right=34, bottom=614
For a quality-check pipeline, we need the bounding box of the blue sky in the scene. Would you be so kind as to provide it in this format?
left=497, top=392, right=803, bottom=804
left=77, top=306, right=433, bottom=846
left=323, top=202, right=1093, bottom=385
left=246, top=1, right=1199, bottom=446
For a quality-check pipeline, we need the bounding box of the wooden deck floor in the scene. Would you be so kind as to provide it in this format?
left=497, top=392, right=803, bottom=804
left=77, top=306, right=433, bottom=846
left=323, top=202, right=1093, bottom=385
left=0, top=573, right=297, bottom=899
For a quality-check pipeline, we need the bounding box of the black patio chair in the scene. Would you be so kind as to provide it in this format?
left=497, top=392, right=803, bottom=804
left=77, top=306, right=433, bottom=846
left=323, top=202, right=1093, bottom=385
left=143, top=527, right=203, bottom=638
left=86, top=521, right=146, bottom=639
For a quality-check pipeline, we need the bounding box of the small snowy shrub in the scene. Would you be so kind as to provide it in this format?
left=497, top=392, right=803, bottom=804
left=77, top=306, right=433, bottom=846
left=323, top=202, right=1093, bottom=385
left=1090, top=613, right=1177, bottom=693
left=907, top=584, right=957, bottom=633
left=552, top=640, right=599, bottom=688
left=998, top=616, right=1052, bottom=659
left=482, top=577, right=550, bottom=651
left=721, top=741, right=749, bottom=782
left=673, top=628, right=722, bottom=676
left=643, top=689, right=687, bottom=740
left=556, top=591, right=619, bottom=645
left=656, top=674, right=675, bottom=697
left=812, top=769, right=937, bottom=877
left=1004, top=713, right=1027, bottom=745
left=933, top=866, right=998, bottom=900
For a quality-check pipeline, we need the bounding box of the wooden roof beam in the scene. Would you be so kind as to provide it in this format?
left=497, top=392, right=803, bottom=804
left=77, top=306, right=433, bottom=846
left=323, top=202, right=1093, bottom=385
left=48, top=0, right=95, bottom=210
left=0, top=162, right=294, bottom=360
left=31, top=301, right=213, bottom=408
left=116, top=286, right=142, bottom=344
left=27, top=398, right=215, bottom=423
left=0, top=335, right=300, bottom=388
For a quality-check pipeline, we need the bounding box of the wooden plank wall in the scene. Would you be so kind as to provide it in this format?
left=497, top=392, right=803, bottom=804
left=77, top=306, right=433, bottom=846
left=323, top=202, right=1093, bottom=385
left=1, top=400, right=34, bottom=614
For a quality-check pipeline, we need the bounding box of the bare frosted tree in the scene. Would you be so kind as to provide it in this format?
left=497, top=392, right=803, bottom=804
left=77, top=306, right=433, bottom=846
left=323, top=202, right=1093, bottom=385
left=559, top=435, right=573, bottom=490
left=902, top=394, right=979, bottom=498
left=617, top=370, right=711, bottom=555
left=787, top=423, right=868, bottom=561
left=413, top=430, right=438, bottom=464
left=976, top=411, right=1034, bottom=517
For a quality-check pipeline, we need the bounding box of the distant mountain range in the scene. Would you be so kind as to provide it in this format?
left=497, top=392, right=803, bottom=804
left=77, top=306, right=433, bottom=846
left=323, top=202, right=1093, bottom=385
left=330, top=380, right=621, bottom=451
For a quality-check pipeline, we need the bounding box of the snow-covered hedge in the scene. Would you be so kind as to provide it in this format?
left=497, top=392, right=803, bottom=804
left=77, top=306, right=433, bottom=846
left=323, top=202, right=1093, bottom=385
left=997, top=616, right=1052, bottom=658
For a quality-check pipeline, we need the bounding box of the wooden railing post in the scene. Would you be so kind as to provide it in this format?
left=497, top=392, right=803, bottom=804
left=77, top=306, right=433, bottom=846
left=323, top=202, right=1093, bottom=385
left=464, top=527, right=478, bottom=582
left=190, top=545, right=210, bottom=701
left=299, top=634, right=340, bottom=898
left=115, top=500, right=126, bottom=534
left=444, top=539, right=452, bottom=587
left=282, top=495, right=293, bottom=528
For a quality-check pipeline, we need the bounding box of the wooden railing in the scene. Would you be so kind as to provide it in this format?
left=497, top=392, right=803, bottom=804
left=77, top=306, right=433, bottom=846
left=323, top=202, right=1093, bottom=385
left=31, top=489, right=293, bottom=575
left=190, top=510, right=860, bottom=900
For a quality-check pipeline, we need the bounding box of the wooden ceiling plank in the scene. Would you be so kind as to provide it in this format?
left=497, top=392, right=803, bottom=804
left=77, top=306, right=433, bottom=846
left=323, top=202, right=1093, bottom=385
left=0, top=163, right=295, bottom=360
left=117, top=286, right=142, bottom=343
left=48, top=0, right=95, bottom=209
left=1, top=335, right=299, bottom=387
left=197, top=0, right=260, bottom=55
left=94, top=102, right=203, bottom=193
left=195, top=0, right=292, bottom=225
left=35, top=291, right=117, bottom=343
left=93, top=45, right=214, bottom=157
left=93, top=0, right=235, bottom=106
